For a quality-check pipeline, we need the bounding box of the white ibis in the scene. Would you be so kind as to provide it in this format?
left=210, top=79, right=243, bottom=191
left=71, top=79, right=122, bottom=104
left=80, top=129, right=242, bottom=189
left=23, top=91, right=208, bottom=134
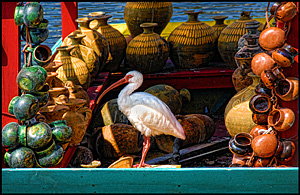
left=96, top=71, right=186, bottom=168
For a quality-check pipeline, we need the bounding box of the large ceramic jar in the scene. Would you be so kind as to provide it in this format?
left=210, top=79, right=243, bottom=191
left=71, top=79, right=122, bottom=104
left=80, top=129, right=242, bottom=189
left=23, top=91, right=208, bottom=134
left=61, top=17, right=109, bottom=72
left=54, top=46, right=90, bottom=90
left=57, top=98, right=92, bottom=146
left=126, top=23, right=169, bottom=74
left=237, top=21, right=262, bottom=51
left=168, top=10, right=217, bottom=69
left=124, top=2, right=173, bottom=38
left=67, top=34, right=100, bottom=78
left=224, top=72, right=259, bottom=137
left=211, top=15, right=228, bottom=62
left=89, top=14, right=127, bottom=72
left=218, top=11, right=264, bottom=69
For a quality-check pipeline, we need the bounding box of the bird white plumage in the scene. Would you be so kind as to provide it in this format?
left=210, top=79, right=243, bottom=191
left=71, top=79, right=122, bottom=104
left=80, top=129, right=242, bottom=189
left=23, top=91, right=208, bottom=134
left=96, top=70, right=186, bottom=167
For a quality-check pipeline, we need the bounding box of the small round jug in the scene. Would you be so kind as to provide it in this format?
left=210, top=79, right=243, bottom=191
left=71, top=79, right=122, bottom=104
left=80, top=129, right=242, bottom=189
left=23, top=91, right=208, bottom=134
left=12, top=94, right=39, bottom=121
left=252, top=113, right=268, bottom=125
left=229, top=132, right=253, bottom=156
left=49, top=120, right=73, bottom=144
left=14, top=3, right=24, bottom=26
left=17, top=65, right=47, bottom=92
left=2, top=122, right=20, bottom=151
left=21, top=19, right=49, bottom=45
left=25, top=122, right=53, bottom=150
left=275, top=2, right=297, bottom=23
left=249, top=125, right=268, bottom=138
left=260, top=69, right=278, bottom=89
left=268, top=107, right=295, bottom=131
left=275, top=77, right=298, bottom=101
left=251, top=53, right=275, bottom=76
left=249, top=94, right=272, bottom=114
left=275, top=140, right=296, bottom=162
left=6, top=147, right=36, bottom=168
left=272, top=44, right=298, bottom=68
left=25, top=45, right=52, bottom=67
left=251, top=134, right=278, bottom=158
left=23, top=2, right=44, bottom=28
left=258, top=27, right=285, bottom=51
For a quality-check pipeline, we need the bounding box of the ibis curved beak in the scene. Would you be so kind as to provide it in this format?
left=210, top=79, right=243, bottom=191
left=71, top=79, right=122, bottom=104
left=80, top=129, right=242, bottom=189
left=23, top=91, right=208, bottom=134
left=96, top=77, right=128, bottom=105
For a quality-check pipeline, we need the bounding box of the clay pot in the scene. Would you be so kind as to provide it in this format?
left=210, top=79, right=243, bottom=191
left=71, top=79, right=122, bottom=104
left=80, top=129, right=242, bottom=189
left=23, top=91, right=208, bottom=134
left=272, top=43, right=298, bottom=68
left=251, top=53, right=275, bottom=76
left=218, top=11, right=264, bottom=68
left=17, top=65, right=47, bottom=92
left=25, top=122, right=52, bottom=150
left=252, top=113, right=268, bottom=125
left=211, top=15, right=228, bottom=62
left=276, top=140, right=296, bottom=162
left=14, top=3, right=24, bottom=26
left=260, top=69, right=278, bottom=89
left=54, top=46, right=91, bottom=90
left=124, top=2, right=173, bottom=38
left=224, top=72, right=259, bottom=137
left=57, top=98, right=92, bottom=146
left=249, top=125, right=268, bottom=138
left=35, top=139, right=56, bottom=158
left=46, top=86, right=69, bottom=106
left=23, top=2, right=43, bottom=28
left=168, top=10, right=217, bottom=69
left=65, top=81, right=90, bottom=107
left=67, top=34, right=101, bottom=77
left=27, top=84, right=50, bottom=107
left=275, top=2, right=297, bottom=23
left=251, top=134, right=278, bottom=158
left=12, top=94, right=39, bottom=121
left=275, top=77, right=298, bottom=101
left=62, top=17, right=109, bottom=71
left=268, top=107, right=295, bottom=131
left=2, top=122, right=20, bottom=151
left=228, top=132, right=253, bottom=156
left=25, top=45, right=52, bottom=68
left=89, top=14, right=127, bottom=72
left=259, top=27, right=285, bottom=51
left=36, top=144, right=64, bottom=167
left=249, top=94, right=272, bottom=114
left=126, top=23, right=169, bottom=73
left=8, top=96, right=21, bottom=115
left=97, top=123, right=141, bottom=158
left=38, top=104, right=70, bottom=124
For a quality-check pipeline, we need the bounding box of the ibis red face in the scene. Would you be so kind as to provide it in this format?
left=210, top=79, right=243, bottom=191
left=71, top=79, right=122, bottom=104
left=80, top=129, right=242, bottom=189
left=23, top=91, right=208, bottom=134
left=96, top=74, right=131, bottom=105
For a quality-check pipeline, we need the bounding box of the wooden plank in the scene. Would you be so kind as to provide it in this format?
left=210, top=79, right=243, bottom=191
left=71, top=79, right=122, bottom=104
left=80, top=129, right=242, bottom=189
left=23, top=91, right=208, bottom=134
left=2, top=168, right=298, bottom=193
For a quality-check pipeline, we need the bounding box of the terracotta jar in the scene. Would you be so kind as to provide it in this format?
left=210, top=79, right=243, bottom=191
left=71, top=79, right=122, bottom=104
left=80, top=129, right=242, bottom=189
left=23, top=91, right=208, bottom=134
left=275, top=77, right=299, bottom=102
left=61, top=17, right=109, bottom=72
left=275, top=2, right=297, bottom=23
left=268, top=107, right=295, bottom=131
left=124, top=2, right=173, bottom=38
left=54, top=46, right=90, bottom=90
left=126, top=23, right=169, bottom=73
left=89, top=14, right=127, bottom=72
left=251, top=134, right=278, bottom=158
left=276, top=140, right=296, bottom=162
left=224, top=72, right=259, bottom=137
left=259, top=27, right=285, bottom=51
left=249, top=125, right=268, bottom=138
left=228, top=132, right=253, bottom=156
left=67, top=34, right=101, bottom=78
left=155, top=114, right=210, bottom=153
left=57, top=98, right=92, bottom=146
left=46, top=86, right=69, bottom=106
left=251, top=52, right=275, bottom=76
left=65, top=81, right=90, bottom=107
left=211, top=15, right=228, bottom=62
left=38, top=104, right=70, bottom=124
left=272, top=43, right=298, bottom=68
left=95, top=123, right=141, bottom=158
left=249, top=93, right=272, bottom=114
left=168, top=10, right=217, bottom=69
left=218, top=11, right=264, bottom=69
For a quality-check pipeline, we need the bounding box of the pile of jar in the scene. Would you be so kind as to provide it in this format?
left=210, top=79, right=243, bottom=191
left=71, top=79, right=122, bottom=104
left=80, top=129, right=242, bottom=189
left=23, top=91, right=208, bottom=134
left=228, top=2, right=298, bottom=167
left=2, top=2, right=73, bottom=168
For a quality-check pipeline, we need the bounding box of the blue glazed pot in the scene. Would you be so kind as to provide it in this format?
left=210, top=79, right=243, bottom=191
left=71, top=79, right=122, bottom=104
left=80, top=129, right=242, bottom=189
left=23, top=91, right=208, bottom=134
left=2, top=122, right=20, bottom=151
left=13, top=94, right=39, bottom=121
left=17, top=65, right=47, bottom=92
left=23, top=2, right=44, bottom=28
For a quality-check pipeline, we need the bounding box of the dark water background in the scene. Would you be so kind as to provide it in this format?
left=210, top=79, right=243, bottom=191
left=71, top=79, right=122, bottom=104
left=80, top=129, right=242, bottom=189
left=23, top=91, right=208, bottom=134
left=21, top=2, right=269, bottom=60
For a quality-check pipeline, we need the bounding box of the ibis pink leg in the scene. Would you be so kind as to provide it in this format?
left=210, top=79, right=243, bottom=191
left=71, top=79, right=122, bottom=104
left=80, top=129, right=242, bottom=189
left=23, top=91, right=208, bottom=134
left=133, top=135, right=151, bottom=168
